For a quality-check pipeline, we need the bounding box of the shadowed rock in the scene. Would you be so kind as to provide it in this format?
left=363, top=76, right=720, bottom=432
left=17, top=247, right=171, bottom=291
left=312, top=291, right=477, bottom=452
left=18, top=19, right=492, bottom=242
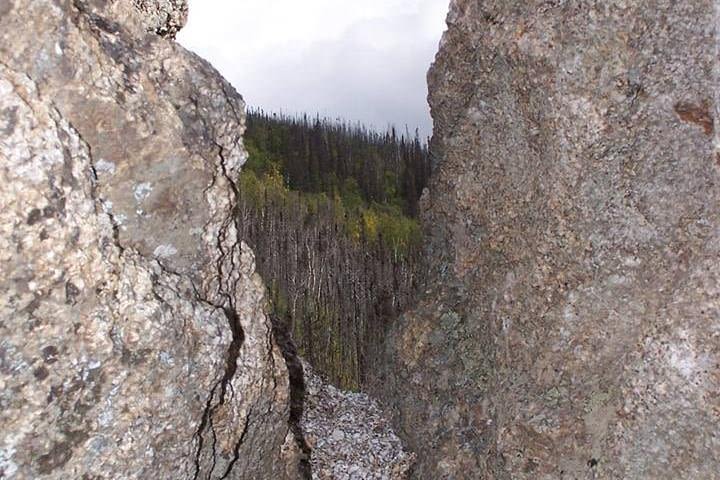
left=373, top=1, right=720, bottom=478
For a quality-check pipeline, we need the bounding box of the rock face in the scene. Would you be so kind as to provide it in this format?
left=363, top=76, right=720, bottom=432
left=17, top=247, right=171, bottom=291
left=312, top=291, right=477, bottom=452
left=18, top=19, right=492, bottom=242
left=374, top=1, right=720, bottom=479
left=133, top=0, right=188, bottom=37
left=0, top=1, right=304, bottom=479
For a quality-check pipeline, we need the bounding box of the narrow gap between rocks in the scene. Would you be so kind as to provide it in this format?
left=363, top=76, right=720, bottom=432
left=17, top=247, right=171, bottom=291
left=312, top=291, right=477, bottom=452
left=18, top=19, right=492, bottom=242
left=234, top=111, right=431, bottom=478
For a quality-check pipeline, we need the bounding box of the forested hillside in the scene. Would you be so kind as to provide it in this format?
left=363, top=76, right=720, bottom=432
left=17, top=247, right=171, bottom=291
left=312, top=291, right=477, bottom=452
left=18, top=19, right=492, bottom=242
left=238, top=110, right=431, bottom=388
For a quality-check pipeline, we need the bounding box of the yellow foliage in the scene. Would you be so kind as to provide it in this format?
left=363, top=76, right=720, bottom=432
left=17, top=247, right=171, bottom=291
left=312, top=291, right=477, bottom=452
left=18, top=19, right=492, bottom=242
left=362, top=209, right=379, bottom=240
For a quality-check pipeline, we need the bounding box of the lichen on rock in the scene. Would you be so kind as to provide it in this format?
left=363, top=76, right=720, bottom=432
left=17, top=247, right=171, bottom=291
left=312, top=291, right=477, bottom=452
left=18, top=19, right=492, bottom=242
left=372, top=1, right=720, bottom=479
left=0, top=1, right=305, bottom=478
left=132, top=0, right=188, bottom=37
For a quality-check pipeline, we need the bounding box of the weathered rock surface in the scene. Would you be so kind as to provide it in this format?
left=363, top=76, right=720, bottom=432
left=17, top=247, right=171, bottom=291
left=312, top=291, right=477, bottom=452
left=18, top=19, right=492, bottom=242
left=133, top=0, right=188, bottom=37
left=374, top=1, right=720, bottom=479
left=302, top=362, right=414, bottom=479
left=0, top=1, right=304, bottom=478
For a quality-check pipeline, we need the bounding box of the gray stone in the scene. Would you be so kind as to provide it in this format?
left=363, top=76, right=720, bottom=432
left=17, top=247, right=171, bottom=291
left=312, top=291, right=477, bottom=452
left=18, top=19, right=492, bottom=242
left=373, top=1, right=720, bottom=479
left=133, top=0, right=188, bottom=37
left=302, top=362, right=414, bottom=480
left=0, top=1, right=303, bottom=479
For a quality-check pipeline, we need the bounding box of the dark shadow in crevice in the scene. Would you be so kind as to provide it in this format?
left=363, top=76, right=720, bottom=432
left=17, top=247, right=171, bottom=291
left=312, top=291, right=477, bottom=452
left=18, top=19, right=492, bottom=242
left=271, top=310, right=312, bottom=479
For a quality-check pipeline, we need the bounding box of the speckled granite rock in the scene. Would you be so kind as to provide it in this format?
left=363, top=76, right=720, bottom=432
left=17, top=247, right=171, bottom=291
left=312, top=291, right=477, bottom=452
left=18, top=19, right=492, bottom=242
left=0, top=1, right=304, bottom=479
left=373, top=1, right=720, bottom=479
left=132, top=0, right=188, bottom=37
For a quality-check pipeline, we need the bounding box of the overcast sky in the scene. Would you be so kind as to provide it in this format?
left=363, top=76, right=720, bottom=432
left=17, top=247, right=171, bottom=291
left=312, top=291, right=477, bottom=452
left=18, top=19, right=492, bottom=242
left=178, top=0, right=449, bottom=138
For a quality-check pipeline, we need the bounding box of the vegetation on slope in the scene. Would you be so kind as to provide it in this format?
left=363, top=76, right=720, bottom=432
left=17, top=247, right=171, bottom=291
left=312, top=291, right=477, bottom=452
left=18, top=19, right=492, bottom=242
left=238, top=110, right=431, bottom=389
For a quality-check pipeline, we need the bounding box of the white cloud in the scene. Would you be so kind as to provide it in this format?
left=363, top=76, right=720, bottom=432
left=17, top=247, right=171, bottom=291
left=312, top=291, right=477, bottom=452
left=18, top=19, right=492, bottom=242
left=178, top=0, right=449, bottom=137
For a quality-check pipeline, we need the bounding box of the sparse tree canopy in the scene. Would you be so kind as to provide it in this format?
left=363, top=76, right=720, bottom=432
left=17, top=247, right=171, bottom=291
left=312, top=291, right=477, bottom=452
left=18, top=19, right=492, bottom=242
left=238, top=110, right=431, bottom=388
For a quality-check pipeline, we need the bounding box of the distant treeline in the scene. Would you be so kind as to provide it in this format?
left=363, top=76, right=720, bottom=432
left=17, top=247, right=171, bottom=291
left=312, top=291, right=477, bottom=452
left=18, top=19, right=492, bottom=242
left=238, top=110, right=431, bottom=389
left=245, top=110, right=431, bottom=217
